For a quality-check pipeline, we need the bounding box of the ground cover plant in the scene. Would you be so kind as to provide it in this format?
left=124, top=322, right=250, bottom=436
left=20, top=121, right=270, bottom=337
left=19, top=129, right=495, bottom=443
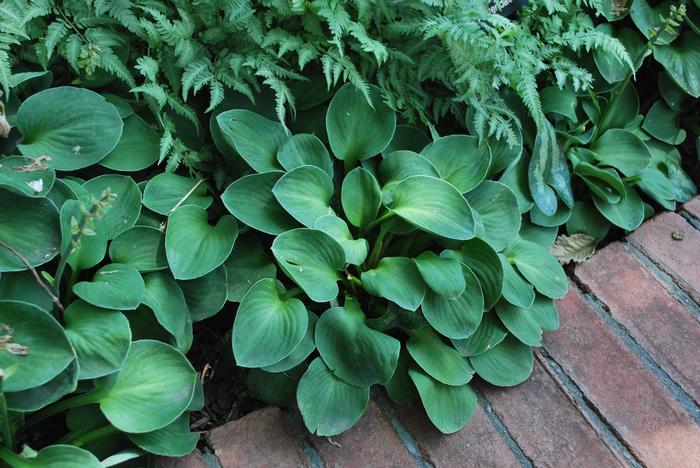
left=0, top=0, right=698, bottom=462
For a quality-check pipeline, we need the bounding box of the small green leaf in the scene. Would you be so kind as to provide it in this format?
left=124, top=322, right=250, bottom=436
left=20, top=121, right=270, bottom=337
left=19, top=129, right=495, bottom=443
left=272, top=228, right=345, bottom=302
left=166, top=205, right=238, bottom=280
left=566, top=201, right=611, bottom=241
left=263, top=312, right=318, bottom=373
left=341, top=167, right=382, bottom=229
left=499, top=254, right=535, bottom=309
left=314, top=214, right=369, bottom=265
left=451, top=312, right=508, bottom=357
left=5, top=359, right=78, bottom=412
left=100, top=114, right=160, bottom=171
left=409, top=368, right=477, bottom=434
left=447, top=239, right=503, bottom=310
left=495, top=299, right=545, bottom=347
left=277, top=133, right=334, bottom=178
left=384, top=348, right=418, bottom=405
left=109, top=226, right=168, bottom=272
left=73, top=263, right=145, bottom=310
left=83, top=175, right=142, bottom=239
left=217, top=109, right=287, bottom=172
left=59, top=200, right=108, bottom=271
left=297, top=357, right=369, bottom=436
left=362, top=257, right=426, bottom=311
left=413, top=251, right=466, bottom=299
left=142, top=173, right=212, bottom=215
left=593, top=182, right=645, bottom=231
left=379, top=151, right=439, bottom=189
left=654, top=32, right=700, bottom=97
left=128, top=414, right=200, bottom=457
left=506, top=238, right=568, bottom=299
left=466, top=181, right=521, bottom=251
left=591, top=129, right=651, bottom=176
left=470, top=335, right=533, bottom=387
left=382, top=124, right=430, bottom=155
left=420, top=135, right=490, bottom=192
left=179, top=265, right=228, bottom=321
left=142, top=272, right=193, bottom=353
left=247, top=365, right=306, bottom=407
left=316, top=299, right=400, bottom=386
left=273, top=165, right=334, bottom=227
left=0, top=156, right=55, bottom=197
left=540, top=86, right=578, bottom=122
left=407, top=327, right=474, bottom=386
left=223, top=233, right=277, bottom=302
left=232, top=278, right=308, bottom=368
left=642, top=100, right=686, bottom=145
left=22, top=445, right=102, bottom=467
left=326, top=83, right=395, bottom=163
left=0, top=271, right=53, bottom=311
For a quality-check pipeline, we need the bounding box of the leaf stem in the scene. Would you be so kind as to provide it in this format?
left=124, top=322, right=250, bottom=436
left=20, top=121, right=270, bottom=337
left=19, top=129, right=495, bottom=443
left=0, top=385, right=13, bottom=450
left=363, top=210, right=395, bottom=233
left=282, top=287, right=304, bottom=300
left=21, top=391, right=101, bottom=431
left=0, top=447, right=30, bottom=468
left=67, top=425, right=119, bottom=447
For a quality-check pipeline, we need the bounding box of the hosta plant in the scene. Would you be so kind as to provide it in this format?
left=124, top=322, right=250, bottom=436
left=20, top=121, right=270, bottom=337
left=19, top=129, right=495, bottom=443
left=0, top=80, right=239, bottom=464
left=220, top=83, right=567, bottom=435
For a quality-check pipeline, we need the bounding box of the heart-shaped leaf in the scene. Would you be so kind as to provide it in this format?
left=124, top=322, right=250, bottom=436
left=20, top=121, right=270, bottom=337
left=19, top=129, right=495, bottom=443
left=420, top=135, right=491, bottom=192
left=413, top=251, right=466, bottom=299
left=642, top=100, right=686, bottom=145
left=0, top=271, right=53, bottom=311
left=59, top=200, right=109, bottom=271
left=273, top=165, right=334, bottom=227
left=142, top=272, right=193, bottom=352
left=223, top=233, right=277, bottom=302
left=142, top=173, right=212, bottom=216
left=5, top=359, right=78, bottom=412
left=384, top=348, right=418, bottom=405
left=63, top=300, right=131, bottom=379
left=326, top=83, right=395, bottom=163
left=221, top=172, right=299, bottom=235
left=341, top=167, right=382, bottom=229
left=73, top=263, right=145, bottom=310
left=387, top=175, right=475, bottom=240
left=128, top=414, right=199, bottom=457
left=263, top=312, right=318, bottom=373
left=467, top=181, right=521, bottom=251
left=217, top=109, right=287, bottom=172
left=0, top=191, right=60, bottom=272
left=591, top=129, right=651, bottom=176
left=654, top=32, right=700, bottom=97
left=109, top=226, right=167, bottom=272
left=382, top=124, right=430, bottom=155
left=16, top=87, right=123, bottom=170
left=232, top=278, right=308, bottom=368
left=470, top=335, right=533, bottom=387
left=593, top=182, right=645, bottom=231
left=451, top=312, right=508, bottom=357
left=499, top=254, right=536, bottom=308
left=83, top=175, right=142, bottom=239
left=0, top=301, right=74, bottom=392
left=379, top=150, right=439, bottom=189
left=362, top=257, right=426, bottom=311
left=277, top=133, right=333, bottom=178
left=316, top=299, right=400, bottom=386
left=409, top=368, right=477, bottom=434
left=247, top=365, right=306, bottom=407
left=0, top=156, right=55, bottom=197
left=447, top=239, right=503, bottom=310
left=297, top=357, right=369, bottom=436
left=567, top=201, right=611, bottom=241
left=506, top=238, right=568, bottom=299
left=179, top=265, right=228, bottom=321
left=271, top=228, right=345, bottom=302
left=100, top=114, right=160, bottom=171
left=406, top=327, right=474, bottom=386
left=165, top=205, right=238, bottom=280
left=314, top=215, right=369, bottom=265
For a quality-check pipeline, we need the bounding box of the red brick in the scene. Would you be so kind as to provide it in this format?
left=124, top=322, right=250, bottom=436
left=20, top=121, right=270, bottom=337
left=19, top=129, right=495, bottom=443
left=480, top=360, right=624, bottom=467
left=309, top=399, right=415, bottom=468
left=546, top=287, right=700, bottom=467
left=394, top=402, right=520, bottom=467
left=683, top=196, right=700, bottom=219
left=159, top=450, right=208, bottom=468
left=576, top=242, right=700, bottom=403
left=207, top=407, right=308, bottom=467
left=627, top=212, right=700, bottom=303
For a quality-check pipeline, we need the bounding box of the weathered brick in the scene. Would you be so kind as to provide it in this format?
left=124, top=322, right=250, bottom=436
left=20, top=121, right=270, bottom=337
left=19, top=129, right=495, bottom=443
left=546, top=287, right=700, bottom=467
left=394, top=402, right=520, bottom=468
left=627, top=212, right=700, bottom=303
left=480, top=360, right=624, bottom=467
left=207, top=407, right=308, bottom=468
left=576, top=242, right=700, bottom=404
left=159, top=450, right=208, bottom=468
left=309, top=399, right=415, bottom=468
left=683, top=196, right=700, bottom=220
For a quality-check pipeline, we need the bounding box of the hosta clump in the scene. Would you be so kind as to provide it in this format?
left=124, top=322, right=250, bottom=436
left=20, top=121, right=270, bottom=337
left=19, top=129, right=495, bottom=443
left=0, top=81, right=233, bottom=464
left=220, top=84, right=567, bottom=435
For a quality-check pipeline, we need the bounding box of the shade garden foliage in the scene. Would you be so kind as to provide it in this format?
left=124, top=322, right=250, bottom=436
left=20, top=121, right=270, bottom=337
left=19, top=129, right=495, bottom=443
left=0, top=0, right=698, bottom=464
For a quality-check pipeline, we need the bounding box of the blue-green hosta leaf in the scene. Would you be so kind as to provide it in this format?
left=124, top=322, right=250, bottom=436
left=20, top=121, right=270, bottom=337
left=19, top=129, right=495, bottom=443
left=0, top=271, right=53, bottom=311
left=499, top=156, right=534, bottom=213
left=642, top=100, right=686, bottom=145
left=232, top=278, right=308, bottom=368
left=529, top=203, right=572, bottom=228
left=379, top=150, right=439, bottom=189
left=0, top=156, right=55, bottom=197
left=83, top=175, right=142, bottom=239
left=574, top=162, right=625, bottom=204
left=46, top=178, right=81, bottom=208
left=593, top=182, right=645, bottom=231
left=0, top=300, right=74, bottom=392
left=408, top=368, right=477, bottom=434
left=631, top=0, right=680, bottom=44
left=594, top=25, right=647, bottom=84
left=316, top=299, right=400, bottom=386
left=247, top=365, right=306, bottom=407
left=109, top=226, right=167, bottom=272
left=223, top=233, right=277, bottom=302
left=467, top=181, right=521, bottom=251
left=496, top=299, right=545, bottom=347
left=94, top=340, right=197, bottom=433
left=128, top=414, right=199, bottom=457
left=63, top=300, right=131, bottom=379
left=362, top=257, right=426, bottom=311
left=263, top=312, right=318, bottom=373
left=387, top=175, right=475, bottom=240
left=635, top=167, right=677, bottom=210
left=314, top=215, right=369, bottom=265
left=271, top=229, right=345, bottom=302
left=142, top=272, right=193, bottom=353
left=470, top=335, right=533, bottom=387
left=654, top=33, right=700, bottom=97
left=647, top=139, right=697, bottom=203
left=217, top=109, right=287, bottom=172
left=451, top=312, right=508, bottom=357
left=446, top=239, right=503, bottom=310
left=16, top=87, right=123, bottom=170
left=567, top=201, right=611, bottom=241
left=326, top=83, right=395, bottom=163
left=406, top=327, right=474, bottom=386
left=597, top=82, right=640, bottom=133
left=506, top=238, right=568, bottom=299
left=420, top=135, right=491, bottom=193
left=142, top=173, right=212, bottom=216
left=341, top=167, right=382, bottom=229
left=540, top=86, right=578, bottom=122
left=384, top=348, right=418, bottom=405
left=5, top=359, right=78, bottom=412
left=20, top=445, right=102, bottom=467
left=273, top=165, right=334, bottom=227
left=297, top=358, right=369, bottom=436
left=100, top=114, right=160, bottom=171
left=412, top=251, right=466, bottom=299
left=591, top=129, right=651, bottom=176
left=60, top=199, right=108, bottom=271
left=421, top=266, right=484, bottom=340
left=382, top=124, right=430, bottom=155
left=528, top=122, right=558, bottom=217
left=658, top=71, right=688, bottom=112
left=221, top=172, right=299, bottom=235
left=519, top=219, right=558, bottom=247
left=499, top=254, right=535, bottom=309
left=0, top=191, right=60, bottom=272
left=165, top=205, right=238, bottom=280
left=179, top=265, right=228, bottom=321
left=73, top=263, right=145, bottom=310
left=276, top=133, right=333, bottom=178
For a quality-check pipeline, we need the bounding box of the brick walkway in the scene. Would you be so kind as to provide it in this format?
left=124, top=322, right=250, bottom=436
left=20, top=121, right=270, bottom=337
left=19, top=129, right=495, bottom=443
left=164, top=198, right=700, bottom=468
